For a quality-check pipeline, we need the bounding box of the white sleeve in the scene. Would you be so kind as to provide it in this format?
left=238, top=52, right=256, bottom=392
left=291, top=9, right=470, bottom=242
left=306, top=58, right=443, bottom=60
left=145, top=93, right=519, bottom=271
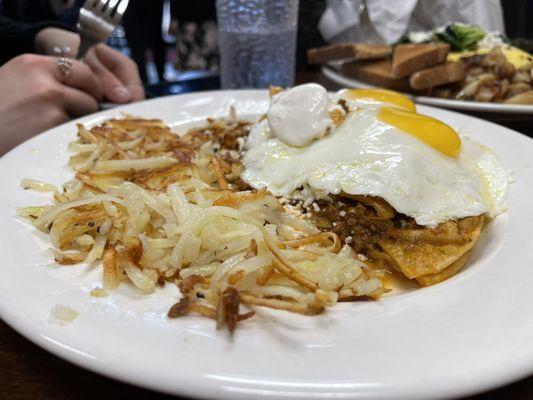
left=318, top=0, right=364, bottom=42
left=411, top=0, right=505, bottom=34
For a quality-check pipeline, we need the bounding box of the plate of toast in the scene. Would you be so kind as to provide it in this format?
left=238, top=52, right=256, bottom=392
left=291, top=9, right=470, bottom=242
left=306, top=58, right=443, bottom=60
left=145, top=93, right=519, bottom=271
left=310, top=42, right=533, bottom=116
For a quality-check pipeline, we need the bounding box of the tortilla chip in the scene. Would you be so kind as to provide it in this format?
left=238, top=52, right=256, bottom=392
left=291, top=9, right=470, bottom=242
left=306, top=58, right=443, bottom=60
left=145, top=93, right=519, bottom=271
left=415, top=251, right=470, bottom=286
left=378, top=216, right=484, bottom=281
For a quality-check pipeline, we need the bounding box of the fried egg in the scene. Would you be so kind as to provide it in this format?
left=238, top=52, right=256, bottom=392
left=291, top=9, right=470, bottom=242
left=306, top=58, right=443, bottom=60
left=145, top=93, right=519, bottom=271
left=242, top=86, right=509, bottom=227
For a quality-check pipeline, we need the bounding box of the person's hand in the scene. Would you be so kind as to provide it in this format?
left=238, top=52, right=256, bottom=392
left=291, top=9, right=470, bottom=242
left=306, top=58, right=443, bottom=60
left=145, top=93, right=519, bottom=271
left=0, top=54, right=103, bottom=154
left=35, top=27, right=145, bottom=103
left=85, top=44, right=145, bottom=103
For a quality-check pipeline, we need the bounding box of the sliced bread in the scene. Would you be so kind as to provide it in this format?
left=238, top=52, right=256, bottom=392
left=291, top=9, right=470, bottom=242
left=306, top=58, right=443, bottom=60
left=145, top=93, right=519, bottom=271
left=409, top=62, right=466, bottom=90
left=308, top=43, right=391, bottom=64
left=391, top=43, right=450, bottom=79
left=341, top=59, right=412, bottom=92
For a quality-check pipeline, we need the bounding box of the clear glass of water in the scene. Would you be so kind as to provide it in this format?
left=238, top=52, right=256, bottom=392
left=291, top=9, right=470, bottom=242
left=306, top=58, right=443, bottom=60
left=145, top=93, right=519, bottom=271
left=216, top=0, right=299, bottom=89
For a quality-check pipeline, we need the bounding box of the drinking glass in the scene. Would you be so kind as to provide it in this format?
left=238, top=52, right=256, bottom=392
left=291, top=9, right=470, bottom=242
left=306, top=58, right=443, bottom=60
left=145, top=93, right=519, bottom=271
left=216, top=0, right=299, bottom=89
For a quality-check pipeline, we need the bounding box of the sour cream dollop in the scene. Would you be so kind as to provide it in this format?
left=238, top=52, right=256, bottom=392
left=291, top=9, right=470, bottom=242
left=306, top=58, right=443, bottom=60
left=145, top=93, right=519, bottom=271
left=267, top=83, right=331, bottom=147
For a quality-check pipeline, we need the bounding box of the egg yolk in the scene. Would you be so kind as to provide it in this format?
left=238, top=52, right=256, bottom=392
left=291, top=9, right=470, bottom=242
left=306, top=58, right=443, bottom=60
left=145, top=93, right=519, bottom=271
left=378, top=106, right=461, bottom=157
left=341, top=89, right=416, bottom=112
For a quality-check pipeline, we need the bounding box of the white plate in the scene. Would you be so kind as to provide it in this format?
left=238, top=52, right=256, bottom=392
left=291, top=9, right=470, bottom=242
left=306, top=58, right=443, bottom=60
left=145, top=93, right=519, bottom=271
left=323, top=66, right=533, bottom=116
left=1, top=90, right=533, bottom=400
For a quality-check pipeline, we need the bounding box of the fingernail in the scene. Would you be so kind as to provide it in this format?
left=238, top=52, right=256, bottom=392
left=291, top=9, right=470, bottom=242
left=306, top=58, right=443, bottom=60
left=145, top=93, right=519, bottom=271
left=127, top=84, right=145, bottom=101
left=112, top=86, right=131, bottom=102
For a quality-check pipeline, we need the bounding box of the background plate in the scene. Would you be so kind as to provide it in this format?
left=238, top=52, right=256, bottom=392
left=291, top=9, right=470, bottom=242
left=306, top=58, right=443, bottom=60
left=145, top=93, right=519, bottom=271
left=0, top=90, right=533, bottom=400
left=323, top=66, right=533, bottom=118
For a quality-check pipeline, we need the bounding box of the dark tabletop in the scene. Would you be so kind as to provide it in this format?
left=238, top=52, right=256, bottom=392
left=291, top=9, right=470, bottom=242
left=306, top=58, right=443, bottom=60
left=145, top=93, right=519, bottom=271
left=1, top=71, right=532, bottom=400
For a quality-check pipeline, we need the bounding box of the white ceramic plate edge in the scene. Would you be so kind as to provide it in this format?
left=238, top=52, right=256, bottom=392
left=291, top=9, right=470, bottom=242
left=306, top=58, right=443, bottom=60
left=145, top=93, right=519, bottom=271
left=1, top=91, right=533, bottom=400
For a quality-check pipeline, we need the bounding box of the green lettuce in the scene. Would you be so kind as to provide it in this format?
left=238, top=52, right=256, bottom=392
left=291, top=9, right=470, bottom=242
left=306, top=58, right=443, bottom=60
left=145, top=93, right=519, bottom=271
left=433, top=23, right=486, bottom=51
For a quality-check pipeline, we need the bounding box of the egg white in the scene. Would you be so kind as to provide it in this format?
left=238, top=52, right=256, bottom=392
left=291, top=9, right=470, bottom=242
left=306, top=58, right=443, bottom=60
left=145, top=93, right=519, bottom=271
left=242, top=107, right=508, bottom=227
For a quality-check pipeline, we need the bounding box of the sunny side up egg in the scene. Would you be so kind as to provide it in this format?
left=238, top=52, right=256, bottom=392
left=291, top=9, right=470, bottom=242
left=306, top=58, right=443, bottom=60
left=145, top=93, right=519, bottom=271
left=242, top=85, right=509, bottom=227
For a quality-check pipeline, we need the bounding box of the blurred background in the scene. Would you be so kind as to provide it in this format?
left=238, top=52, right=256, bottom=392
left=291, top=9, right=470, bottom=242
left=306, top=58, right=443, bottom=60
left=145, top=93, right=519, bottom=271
left=0, top=0, right=531, bottom=89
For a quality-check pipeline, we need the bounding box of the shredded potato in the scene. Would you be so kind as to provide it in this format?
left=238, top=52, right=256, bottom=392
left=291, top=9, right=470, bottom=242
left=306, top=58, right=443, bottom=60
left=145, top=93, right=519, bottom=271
left=21, top=178, right=56, bottom=192
left=50, top=305, right=79, bottom=324
left=19, top=116, right=385, bottom=332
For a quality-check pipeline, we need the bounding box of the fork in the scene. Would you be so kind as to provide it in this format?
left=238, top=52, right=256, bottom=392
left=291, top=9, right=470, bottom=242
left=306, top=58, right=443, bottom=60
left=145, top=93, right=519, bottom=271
left=76, top=0, right=130, bottom=60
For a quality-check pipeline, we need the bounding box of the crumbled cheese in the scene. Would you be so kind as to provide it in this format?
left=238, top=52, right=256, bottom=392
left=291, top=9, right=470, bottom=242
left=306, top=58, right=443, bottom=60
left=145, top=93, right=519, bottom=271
left=312, top=202, right=321, bottom=212
left=339, top=210, right=346, bottom=217
left=228, top=150, right=240, bottom=160
left=345, top=236, right=353, bottom=244
left=236, top=137, right=246, bottom=152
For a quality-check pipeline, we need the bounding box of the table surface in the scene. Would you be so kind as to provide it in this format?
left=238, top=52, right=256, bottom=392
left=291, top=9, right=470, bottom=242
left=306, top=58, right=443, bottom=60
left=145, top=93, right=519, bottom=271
left=1, top=71, right=533, bottom=400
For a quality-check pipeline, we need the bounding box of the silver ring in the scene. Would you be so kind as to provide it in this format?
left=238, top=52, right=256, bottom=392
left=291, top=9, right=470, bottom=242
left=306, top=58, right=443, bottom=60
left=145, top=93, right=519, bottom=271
left=57, top=57, right=73, bottom=78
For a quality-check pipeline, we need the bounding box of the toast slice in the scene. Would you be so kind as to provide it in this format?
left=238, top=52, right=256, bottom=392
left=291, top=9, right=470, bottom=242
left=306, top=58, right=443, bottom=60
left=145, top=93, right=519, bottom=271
left=409, top=62, right=466, bottom=90
left=391, top=43, right=450, bottom=78
left=341, top=59, right=412, bottom=92
left=308, top=43, right=391, bottom=64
